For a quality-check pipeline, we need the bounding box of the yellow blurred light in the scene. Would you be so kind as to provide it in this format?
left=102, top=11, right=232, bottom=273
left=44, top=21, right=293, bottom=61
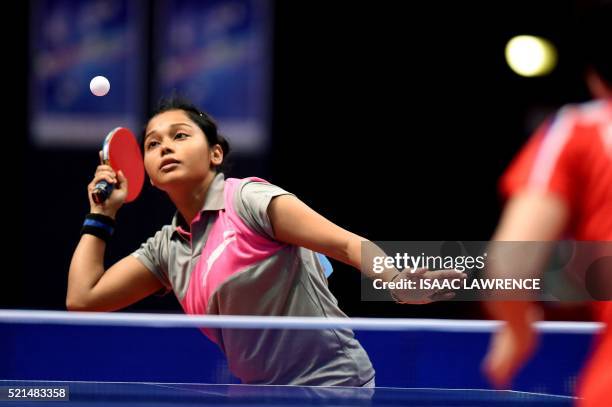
left=505, top=35, right=557, bottom=77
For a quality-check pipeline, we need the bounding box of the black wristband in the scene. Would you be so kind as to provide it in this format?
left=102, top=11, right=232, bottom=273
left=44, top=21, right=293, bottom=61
left=81, top=213, right=116, bottom=243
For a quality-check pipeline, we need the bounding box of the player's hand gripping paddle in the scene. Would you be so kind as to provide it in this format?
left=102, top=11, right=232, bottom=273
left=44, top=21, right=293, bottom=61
left=91, top=127, right=144, bottom=204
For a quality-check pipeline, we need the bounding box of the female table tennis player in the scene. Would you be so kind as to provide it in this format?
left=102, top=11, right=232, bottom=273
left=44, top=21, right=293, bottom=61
left=67, top=96, right=461, bottom=387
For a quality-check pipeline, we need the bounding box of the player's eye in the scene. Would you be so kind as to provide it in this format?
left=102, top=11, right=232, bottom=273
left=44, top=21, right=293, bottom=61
left=175, top=133, right=189, bottom=140
left=146, top=140, right=159, bottom=150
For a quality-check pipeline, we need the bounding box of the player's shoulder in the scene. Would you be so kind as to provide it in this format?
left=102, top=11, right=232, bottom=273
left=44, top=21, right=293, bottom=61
left=540, top=100, right=610, bottom=146
left=231, top=176, right=276, bottom=196
left=158, top=224, right=174, bottom=235
left=554, top=99, right=611, bottom=126
left=144, top=225, right=174, bottom=245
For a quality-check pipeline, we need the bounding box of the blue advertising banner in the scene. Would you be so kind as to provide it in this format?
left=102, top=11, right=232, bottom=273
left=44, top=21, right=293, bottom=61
left=30, top=0, right=145, bottom=147
left=155, top=0, right=272, bottom=153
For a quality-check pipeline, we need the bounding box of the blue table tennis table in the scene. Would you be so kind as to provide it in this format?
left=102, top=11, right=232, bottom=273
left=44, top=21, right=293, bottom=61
left=0, top=380, right=575, bottom=406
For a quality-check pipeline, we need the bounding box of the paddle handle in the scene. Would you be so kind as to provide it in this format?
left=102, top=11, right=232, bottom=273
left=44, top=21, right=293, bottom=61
left=91, top=181, right=114, bottom=204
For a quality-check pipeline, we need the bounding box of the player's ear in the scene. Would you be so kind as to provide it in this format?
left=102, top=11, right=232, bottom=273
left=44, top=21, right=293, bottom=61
left=210, top=144, right=223, bottom=166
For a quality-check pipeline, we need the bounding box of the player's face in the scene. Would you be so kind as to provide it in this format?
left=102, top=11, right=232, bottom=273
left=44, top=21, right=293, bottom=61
left=143, top=110, right=218, bottom=190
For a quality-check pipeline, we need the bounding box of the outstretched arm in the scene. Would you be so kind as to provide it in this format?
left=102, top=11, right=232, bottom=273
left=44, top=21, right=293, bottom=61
left=483, top=190, right=568, bottom=388
left=267, top=195, right=464, bottom=304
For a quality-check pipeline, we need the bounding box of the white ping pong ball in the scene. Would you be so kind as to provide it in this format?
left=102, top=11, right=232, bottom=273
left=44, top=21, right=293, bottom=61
left=90, top=76, right=110, bottom=97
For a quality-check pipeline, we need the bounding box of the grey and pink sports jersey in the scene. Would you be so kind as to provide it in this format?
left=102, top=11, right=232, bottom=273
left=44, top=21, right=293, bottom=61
left=132, top=173, right=375, bottom=386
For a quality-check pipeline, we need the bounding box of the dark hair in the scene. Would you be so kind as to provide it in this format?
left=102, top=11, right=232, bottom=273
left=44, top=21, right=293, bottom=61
left=143, top=95, right=231, bottom=173
left=575, top=0, right=612, bottom=85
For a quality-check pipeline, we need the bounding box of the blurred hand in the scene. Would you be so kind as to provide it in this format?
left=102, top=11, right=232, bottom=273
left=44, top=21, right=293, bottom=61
left=482, top=305, right=541, bottom=388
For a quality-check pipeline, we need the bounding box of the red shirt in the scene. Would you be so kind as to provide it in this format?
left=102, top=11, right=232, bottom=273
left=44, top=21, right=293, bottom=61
left=500, top=99, right=612, bottom=240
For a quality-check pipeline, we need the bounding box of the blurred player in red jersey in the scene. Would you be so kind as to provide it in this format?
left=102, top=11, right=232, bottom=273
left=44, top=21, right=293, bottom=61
left=482, top=1, right=612, bottom=405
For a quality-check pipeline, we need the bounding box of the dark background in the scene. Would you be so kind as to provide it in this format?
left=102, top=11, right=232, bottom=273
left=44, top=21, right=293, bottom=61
left=11, top=0, right=594, bottom=320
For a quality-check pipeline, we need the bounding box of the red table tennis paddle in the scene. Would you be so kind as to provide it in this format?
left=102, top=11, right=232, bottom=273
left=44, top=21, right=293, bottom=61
left=91, top=127, right=144, bottom=204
